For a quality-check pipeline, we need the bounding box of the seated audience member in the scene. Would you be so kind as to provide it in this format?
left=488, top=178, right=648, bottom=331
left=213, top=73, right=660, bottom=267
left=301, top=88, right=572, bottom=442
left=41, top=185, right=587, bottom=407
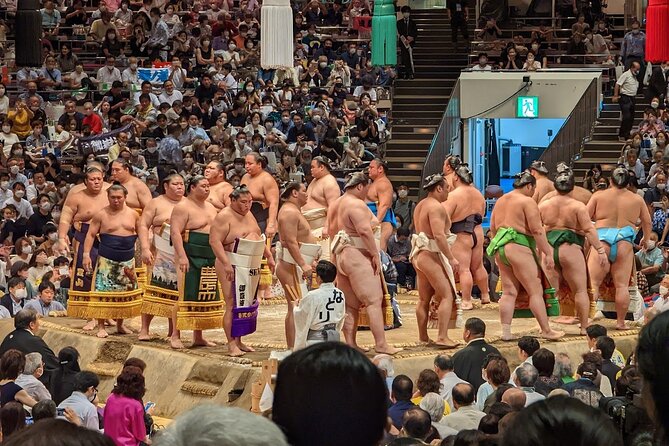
left=411, top=369, right=449, bottom=415
left=452, top=318, right=500, bottom=392
left=373, top=354, right=395, bottom=391
left=0, top=309, right=59, bottom=388
left=3, top=419, right=114, bottom=446
left=14, top=352, right=51, bottom=401
left=24, top=281, right=65, bottom=316
left=273, top=343, right=387, bottom=446
left=434, top=354, right=466, bottom=410
left=0, top=349, right=37, bottom=407
left=478, top=413, right=501, bottom=435
left=532, top=348, right=562, bottom=396
left=516, top=336, right=540, bottom=368
left=389, top=374, right=416, bottom=430
left=501, top=387, right=526, bottom=411
left=1, top=401, right=26, bottom=441
left=387, top=227, right=415, bottom=289
left=400, top=407, right=433, bottom=444
left=481, top=355, right=511, bottom=412
left=292, top=260, right=345, bottom=350
left=441, top=383, right=486, bottom=432
left=501, top=396, right=622, bottom=446
left=647, top=275, right=669, bottom=320
left=596, top=336, right=622, bottom=389
left=586, top=325, right=625, bottom=367
left=104, top=366, right=151, bottom=446
left=57, top=371, right=101, bottom=431
left=419, top=392, right=457, bottom=439
left=0, top=277, right=28, bottom=317
left=563, top=361, right=604, bottom=408
left=636, top=311, right=669, bottom=443
left=50, top=346, right=81, bottom=405
left=555, top=352, right=576, bottom=384
left=513, top=363, right=545, bottom=406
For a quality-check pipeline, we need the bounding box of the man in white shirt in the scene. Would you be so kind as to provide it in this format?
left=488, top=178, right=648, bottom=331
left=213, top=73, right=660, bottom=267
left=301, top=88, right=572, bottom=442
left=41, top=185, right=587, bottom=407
left=57, top=371, right=101, bottom=431
left=471, top=52, right=492, bottom=71
left=613, top=61, right=641, bottom=141
left=293, top=260, right=346, bottom=350
left=434, top=354, right=467, bottom=410
left=133, top=81, right=161, bottom=108
left=96, top=56, right=122, bottom=87
left=158, top=79, right=183, bottom=105
left=4, top=183, right=34, bottom=219
left=441, top=383, right=486, bottom=432
left=121, top=56, right=140, bottom=89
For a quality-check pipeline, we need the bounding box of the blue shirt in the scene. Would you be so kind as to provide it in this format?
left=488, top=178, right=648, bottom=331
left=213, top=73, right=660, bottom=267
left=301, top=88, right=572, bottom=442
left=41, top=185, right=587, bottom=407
left=636, top=247, right=665, bottom=276
left=388, top=400, right=416, bottom=429
left=621, top=30, right=645, bottom=58
left=158, top=136, right=183, bottom=166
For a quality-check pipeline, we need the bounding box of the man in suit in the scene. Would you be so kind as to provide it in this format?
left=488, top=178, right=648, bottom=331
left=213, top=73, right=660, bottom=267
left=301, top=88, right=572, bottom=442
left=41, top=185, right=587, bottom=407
left=0, top=308, right=59, bottom=387
left=596, top=336, right=622, bottom=388
left=0, top=277, right=28, bottom=317
left=397, top=6, right=417, bottom=79
left=452, top=317, right=500, bottom=391
left=647, top=60, right=669, bottom=102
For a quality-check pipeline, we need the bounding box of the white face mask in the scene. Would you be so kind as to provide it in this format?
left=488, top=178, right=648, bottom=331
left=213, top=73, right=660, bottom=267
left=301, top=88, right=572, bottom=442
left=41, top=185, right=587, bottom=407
left=22, top=245, right=32, bottom=255
left=15, top=190, right=25, bottom=199
left=0, top=181, right=7, bottom=190
left=648, top=241, right=657, bottom=249
left=319, top=62, right=327, bottom=68
left=49, top=232, right=59, bottom=241
left=59, top=266, right=69, bottom=276
left=660, top=285, right=669, bottom=296
left=130, top=63, right=138, bottom=70
left=2, top=125, right=11, bottom=133
left=398, top=189, right=408, bottom=198
left=9, top=165, right=19, bottom=175
left=14, top=288, right=27, bottom=299
left=652, top=102, right=660, bottom=109
left=246, top=86, right=254, bottom=93
left=40, top=202, right=51, bottom=211
left=658, top=184, right=666, bottom=191
left=238, top=139, right=246, bottom=146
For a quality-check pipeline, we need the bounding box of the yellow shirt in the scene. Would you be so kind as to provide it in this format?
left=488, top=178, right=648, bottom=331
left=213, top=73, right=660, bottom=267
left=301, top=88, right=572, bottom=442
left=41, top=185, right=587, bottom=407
left=411, top=396, right=451, bottom=416
left=7, top=108, right=34, bottom=138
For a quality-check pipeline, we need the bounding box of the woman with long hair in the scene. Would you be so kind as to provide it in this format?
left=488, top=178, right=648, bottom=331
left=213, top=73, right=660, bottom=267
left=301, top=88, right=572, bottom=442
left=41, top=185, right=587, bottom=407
left=104, top=366, right=151, bottom=446
left=50, top=346, right=81, bottom=405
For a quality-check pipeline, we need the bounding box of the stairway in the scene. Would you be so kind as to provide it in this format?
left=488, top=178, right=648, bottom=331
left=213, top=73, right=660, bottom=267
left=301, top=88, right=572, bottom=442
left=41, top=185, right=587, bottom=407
left=386, top=9, right=475, bottom=193
left=572, top=94, right=650, bottom=181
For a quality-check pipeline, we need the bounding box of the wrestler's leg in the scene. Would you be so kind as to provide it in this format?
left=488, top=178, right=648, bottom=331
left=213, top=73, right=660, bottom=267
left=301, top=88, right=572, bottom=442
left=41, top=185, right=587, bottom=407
left=169, top=304, right=184, bottom=349
left=497, top=258, right=520, bottom=340
left=340, top=248, right=401, bottom=354
left=276, top=260, right=297, bottom=349
left=217, top=260, right=244, bottom=356
left=96, top=319, right=108, bottom=338
left=138, top=314, right=153, bottom=340
left=505, top=244, right=564, bottom=339
left=192, top=330, right=216, bottom=347
left=336, top=270, right=364, bottom=351
left=453, top=235, right=474, bottom=310
left=414, top=265, right=435, bottom=343
left=505, top=244, right=564, bottom=340
left=471, top=227, right=490, bottom=304
left=587, top=244, right=611, bottom=304
left=560, top=244, right=590, bottom=334
left=610, top=243, right=634, bottom=330
left=380, top=222, right=393, bottom=252
left=116, top=319, right=131, bottom=334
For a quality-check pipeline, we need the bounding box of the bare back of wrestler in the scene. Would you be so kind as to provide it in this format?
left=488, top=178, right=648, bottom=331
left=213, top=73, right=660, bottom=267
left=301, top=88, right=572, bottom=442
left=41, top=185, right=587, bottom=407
left=413, top=177, right=460, bottom=348
left=587, top=169, right=651, bottom=330
left=539, top=171, right=607, bottom=334
left=277, top=183, right=317, bottom=349
left=210, top=188, right=275, bottom=357
left=329, top=176, right=401, bottom=355
left=489, top=173, right=563, bottom=340
left=170, top=178, right=219, bottom=349
left=444, top=168, right=489, bottom=310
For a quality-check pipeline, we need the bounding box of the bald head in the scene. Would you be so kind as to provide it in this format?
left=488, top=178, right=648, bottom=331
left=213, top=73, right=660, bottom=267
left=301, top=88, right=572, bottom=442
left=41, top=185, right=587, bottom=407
left=501, top=387, right=526, bottom=411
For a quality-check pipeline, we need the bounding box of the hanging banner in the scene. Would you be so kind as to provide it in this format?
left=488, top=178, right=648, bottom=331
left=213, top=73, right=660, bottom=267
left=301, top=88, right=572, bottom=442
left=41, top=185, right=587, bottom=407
left=77, top=123, right=135, bottom=156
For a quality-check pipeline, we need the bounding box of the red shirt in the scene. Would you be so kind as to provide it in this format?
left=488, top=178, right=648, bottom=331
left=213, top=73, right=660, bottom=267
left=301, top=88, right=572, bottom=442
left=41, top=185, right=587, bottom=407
left=82, top=113, right=103, bottom=135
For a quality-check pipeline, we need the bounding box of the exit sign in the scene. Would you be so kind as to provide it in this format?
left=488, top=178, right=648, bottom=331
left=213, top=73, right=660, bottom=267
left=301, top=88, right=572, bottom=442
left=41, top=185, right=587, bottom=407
left=517, top=96, right=539, bottom=118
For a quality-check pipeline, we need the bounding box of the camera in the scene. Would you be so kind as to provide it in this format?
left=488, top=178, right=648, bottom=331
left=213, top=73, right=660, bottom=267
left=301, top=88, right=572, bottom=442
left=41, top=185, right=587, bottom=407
left=600, top=393, right=654, bottom=445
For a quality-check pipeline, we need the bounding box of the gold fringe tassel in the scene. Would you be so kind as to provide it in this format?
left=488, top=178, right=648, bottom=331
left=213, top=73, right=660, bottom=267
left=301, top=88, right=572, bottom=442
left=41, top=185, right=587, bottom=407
left=141, top=285, right=179, bottom=318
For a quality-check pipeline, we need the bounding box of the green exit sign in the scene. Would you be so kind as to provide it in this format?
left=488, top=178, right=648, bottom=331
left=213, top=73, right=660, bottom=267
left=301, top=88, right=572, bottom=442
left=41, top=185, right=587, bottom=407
left=517, top=96, right=539, bottom=118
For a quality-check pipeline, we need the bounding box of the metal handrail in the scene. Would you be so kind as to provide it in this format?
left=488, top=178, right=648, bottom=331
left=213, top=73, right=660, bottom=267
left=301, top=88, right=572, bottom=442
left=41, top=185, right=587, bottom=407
left=419, top=79, right=461, bottom=191
left=538, top=77, right=599, bottom=173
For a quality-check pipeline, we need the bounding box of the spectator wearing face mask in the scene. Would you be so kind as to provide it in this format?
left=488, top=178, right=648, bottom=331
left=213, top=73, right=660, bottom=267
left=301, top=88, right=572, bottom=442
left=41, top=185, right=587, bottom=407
left=37, top=224, right=59, bottom=258
left=636, top=231, right=665, bottom=290
left=26, top=194, right=53, bottom=244
left=647, top=61, right=669, bottom=103
left=26, top=249, right=52, bottom=291
left=3, top=183, right=33, bottom=220
left=0, top=277, right=28, bottom=317
left=472, top=53, right=492, bottom=71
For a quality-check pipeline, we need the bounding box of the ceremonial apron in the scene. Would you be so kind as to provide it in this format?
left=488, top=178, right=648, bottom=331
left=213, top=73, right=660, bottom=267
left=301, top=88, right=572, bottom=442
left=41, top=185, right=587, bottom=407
left=177, top=231, right=225, bottom=331
left=142, top=223, right=179, bottom=318
left=228, top=237, right=266, bottom=337
left=276, top=241, right=322, bottom=300
left=67, top=222, right=99, bottom=319
left=72, top=233, right=143, bottom=320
